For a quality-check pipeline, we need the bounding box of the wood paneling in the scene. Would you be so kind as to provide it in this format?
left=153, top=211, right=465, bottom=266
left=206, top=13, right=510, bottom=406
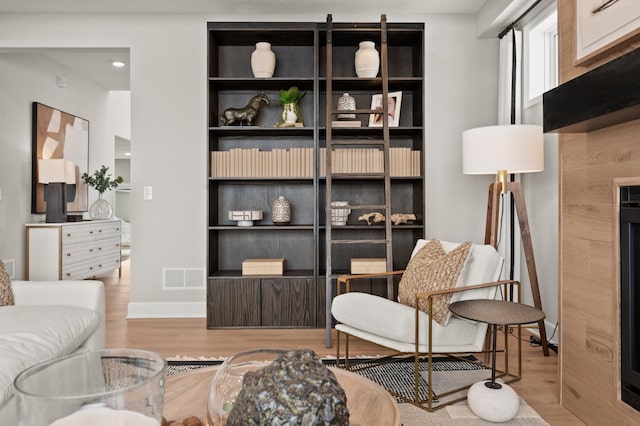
left=557, top=3, right=640, bottom=421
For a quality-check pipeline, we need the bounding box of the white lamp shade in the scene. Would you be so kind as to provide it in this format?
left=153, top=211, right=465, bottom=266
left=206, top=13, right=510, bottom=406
left=462, top=124, right=544, bottom=175
left=38, top=159, right=76, bottom=184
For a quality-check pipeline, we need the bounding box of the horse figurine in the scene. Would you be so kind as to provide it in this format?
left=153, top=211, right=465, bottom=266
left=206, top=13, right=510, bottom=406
left=219, top=92, right=270, bottom=126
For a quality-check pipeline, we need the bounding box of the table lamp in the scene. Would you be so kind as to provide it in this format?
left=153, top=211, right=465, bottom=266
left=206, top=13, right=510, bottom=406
left=38, top=159, right=76, bottom=223
left=462, top=124, right=549, bottom=356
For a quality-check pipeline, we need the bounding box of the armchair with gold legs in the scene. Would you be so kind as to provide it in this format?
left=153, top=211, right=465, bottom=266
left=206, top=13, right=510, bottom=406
left=331, top=239, right=528, bottom=412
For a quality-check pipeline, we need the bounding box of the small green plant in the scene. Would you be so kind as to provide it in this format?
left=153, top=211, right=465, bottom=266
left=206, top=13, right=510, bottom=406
left=278, top=86, right=306, bottom=104
left=81, top=165, right=123, bottom=194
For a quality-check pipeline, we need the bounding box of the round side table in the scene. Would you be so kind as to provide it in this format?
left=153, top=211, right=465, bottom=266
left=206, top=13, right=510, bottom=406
left=449, top=299, right=545, bottom=423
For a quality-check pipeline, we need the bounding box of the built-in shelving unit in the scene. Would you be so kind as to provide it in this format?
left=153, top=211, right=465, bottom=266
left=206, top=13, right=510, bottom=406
left=207, top=19, right=424, bottom=330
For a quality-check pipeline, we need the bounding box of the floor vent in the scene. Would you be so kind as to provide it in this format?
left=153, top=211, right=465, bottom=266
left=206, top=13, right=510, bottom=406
left=162, top=268, right=206, bottom=290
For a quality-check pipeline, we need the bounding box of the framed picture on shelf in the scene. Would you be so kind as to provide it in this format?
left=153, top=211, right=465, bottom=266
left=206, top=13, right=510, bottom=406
left=369, top=91, right=402, bottom=127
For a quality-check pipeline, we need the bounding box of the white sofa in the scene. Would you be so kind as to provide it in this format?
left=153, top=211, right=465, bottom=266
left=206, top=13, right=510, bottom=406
left=0, top=280, right=105, bottom=423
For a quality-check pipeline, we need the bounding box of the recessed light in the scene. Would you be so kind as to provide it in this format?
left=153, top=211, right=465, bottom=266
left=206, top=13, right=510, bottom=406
left=112, top=60, right=126, bottom=68
left=124, top=152, right=131, bottom=156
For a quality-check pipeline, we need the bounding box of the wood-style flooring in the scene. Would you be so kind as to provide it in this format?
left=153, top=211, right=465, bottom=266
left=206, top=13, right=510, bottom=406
left=104, top=260, right=584, bottom=425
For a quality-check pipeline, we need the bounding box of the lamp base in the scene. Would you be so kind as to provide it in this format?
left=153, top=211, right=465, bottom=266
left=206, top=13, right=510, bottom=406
left=467, top=380, right=519, bottom=422
left=43, top=183, right=68, bottom=223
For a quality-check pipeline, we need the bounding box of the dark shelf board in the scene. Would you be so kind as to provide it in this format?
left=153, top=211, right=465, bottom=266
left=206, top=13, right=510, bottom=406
left=319, top=77, right=422, bottom=91
left=209, top=77, right=315, bottom=91
left=543, top=48, right=640, bottom=133
left=208, top=23, right=316, bottom=46
left=318, top=126, right=423, bottom=136
left=319, top=224, right=423, bottom=230
left=209, top=177, right=314, bottom=183
left=210, top=269, right=315, bottom=278
left=209, top=225, right=314, bottom=230
left=210, top=126, right=314, bottom=137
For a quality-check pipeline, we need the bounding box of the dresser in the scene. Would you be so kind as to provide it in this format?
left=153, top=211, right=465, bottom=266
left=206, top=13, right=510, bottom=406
left=25, top=220, right=122, bottom=280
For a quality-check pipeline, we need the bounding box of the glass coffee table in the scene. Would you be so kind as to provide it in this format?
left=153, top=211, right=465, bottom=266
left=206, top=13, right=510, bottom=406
left=449, top=299, right=545, bottom=423
left=163, top=365, right=400, bottom=425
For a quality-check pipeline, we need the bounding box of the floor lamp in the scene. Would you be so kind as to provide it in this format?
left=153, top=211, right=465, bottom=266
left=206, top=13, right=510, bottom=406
left=462, top=124, right=550, bottom=356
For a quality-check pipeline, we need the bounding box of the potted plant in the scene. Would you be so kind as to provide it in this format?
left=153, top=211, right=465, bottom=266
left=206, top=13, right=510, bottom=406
left=276, top=86, right=306, bottom=127
left=81, top=165, right=123, bottom=220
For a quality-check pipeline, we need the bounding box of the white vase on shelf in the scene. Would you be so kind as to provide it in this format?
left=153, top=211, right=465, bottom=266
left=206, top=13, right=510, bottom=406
left=251, top=42, right=276, bottom=78
left=354, top=41, right=379, bottom=78
left=272, top=196, right=291, bottom=225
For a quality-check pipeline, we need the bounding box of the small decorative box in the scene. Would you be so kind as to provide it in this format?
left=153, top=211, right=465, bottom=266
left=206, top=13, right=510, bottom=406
left=242, top=258, right=285, bottom=276
left=350, top=258, right=387, bottom=274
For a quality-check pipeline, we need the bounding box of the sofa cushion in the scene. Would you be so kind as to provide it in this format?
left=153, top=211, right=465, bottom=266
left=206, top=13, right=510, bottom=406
left=0, top=305, right=100, bottom=408
left=0, top=260, right=13, bottom=307
left=397, top=240, right=472, bottom=325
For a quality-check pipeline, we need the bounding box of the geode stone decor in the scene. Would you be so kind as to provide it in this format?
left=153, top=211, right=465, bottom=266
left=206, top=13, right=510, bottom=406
left=227, top=349, right=349, bottom=425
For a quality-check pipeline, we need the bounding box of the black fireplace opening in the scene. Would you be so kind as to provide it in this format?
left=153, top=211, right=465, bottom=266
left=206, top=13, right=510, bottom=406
left=620, top=186, right=640, bottom=412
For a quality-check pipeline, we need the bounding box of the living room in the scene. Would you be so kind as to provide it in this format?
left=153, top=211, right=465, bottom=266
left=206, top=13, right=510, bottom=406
left=1, top=0, right=639, bottom=424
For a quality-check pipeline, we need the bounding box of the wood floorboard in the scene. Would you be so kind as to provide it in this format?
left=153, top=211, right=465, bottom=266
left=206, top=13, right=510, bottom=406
left=103, top=259, right=584, bottom=425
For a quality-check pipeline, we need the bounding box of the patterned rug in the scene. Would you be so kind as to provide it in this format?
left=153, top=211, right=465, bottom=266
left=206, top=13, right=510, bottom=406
left=166, top=356, right=549, bottom=425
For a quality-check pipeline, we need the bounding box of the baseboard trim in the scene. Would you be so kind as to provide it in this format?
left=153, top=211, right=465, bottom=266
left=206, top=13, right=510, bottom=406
left=526, top=319, right=558, bottom=345
left=127, top=302, right=206, bottom=318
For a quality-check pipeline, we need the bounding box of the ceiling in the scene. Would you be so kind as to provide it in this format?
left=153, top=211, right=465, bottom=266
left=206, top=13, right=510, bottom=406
left=0, top=0, right=489, bottom=91
left=0, top=0, right=488, bottom=15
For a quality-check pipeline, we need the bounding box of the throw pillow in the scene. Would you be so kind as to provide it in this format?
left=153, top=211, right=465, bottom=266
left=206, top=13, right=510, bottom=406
left=398, top=239, right=472, bottom=325
left=0, top=259, right=14, bottom=307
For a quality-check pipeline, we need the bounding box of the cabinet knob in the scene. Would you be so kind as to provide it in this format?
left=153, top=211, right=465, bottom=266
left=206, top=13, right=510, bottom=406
left=66, top=233, right=71, bottom=237
left=66, top=253, right=71, bottom=257
left=89, top=231, right=94, bottom=234
left=66, top=273, right=71, bottom=277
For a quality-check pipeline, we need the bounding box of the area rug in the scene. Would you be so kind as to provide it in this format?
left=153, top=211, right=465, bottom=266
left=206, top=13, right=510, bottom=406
left=166, top=357, right=549, bottom=425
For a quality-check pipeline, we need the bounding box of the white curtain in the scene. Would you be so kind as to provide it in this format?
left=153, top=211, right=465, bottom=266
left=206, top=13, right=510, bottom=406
left=496, top=29, right=523, bottom=288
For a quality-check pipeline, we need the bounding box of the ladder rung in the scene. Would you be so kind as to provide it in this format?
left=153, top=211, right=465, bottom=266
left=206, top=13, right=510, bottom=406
left=346, top=204, right=388, bottom=210
left=329, top=239, right=390, bottom=245
left=327, top=173, right=386, bottom=178
left=329, top=140, right=386, bottom=146
left=330, top=109, right=380, bottom=115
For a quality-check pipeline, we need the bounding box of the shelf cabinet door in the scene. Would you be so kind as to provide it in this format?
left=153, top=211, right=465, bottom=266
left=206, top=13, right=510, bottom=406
left=207, top=278, right=261, bottom=327
left=261, top=278, right=315, bottom=327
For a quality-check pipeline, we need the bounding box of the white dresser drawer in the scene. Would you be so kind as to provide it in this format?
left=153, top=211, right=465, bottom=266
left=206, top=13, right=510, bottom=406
left=26, top=220, right=122, bottom=281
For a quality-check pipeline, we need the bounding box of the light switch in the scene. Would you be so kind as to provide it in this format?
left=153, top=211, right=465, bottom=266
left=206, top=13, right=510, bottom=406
left=144, top=186, right=153, bottom=200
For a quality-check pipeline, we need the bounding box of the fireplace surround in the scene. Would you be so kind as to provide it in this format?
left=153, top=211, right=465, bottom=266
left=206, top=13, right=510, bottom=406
left=620, top=186, right=640, bottom=411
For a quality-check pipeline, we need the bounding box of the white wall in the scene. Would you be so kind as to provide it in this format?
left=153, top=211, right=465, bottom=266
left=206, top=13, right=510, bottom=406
left=0, top=52, right=113, bottom=276
left=0, top=12, right=500, bottom=317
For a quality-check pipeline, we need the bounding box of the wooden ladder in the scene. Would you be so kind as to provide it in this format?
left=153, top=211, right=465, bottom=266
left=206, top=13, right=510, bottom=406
left=325, top=14, right=394, bottom=347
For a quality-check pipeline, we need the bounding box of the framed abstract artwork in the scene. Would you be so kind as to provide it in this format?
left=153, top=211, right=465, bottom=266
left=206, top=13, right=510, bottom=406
left=576, top=0, right=640, bottom=63
left=31, top=102, right=89, bottom=214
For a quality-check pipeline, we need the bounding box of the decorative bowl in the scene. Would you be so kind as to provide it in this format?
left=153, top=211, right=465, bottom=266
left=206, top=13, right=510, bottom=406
left=228, top=210, right=263, bottom=226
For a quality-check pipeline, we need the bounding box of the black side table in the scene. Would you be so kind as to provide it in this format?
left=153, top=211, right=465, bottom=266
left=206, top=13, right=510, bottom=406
left=449, top=299, right=545, bottom=422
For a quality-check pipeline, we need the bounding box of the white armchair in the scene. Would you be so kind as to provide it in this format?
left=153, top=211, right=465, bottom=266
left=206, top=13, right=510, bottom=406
left=331, top=240, right=524, bottom=412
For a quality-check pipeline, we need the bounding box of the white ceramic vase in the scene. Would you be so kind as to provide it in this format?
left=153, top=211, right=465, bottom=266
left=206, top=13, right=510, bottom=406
left=282, top=103, right=297, bottom=124
left=272, top=196, right=291, bottom=225
left=354, top=41, right=379, bottom=78
left=251, top=42, right=276, bottom=78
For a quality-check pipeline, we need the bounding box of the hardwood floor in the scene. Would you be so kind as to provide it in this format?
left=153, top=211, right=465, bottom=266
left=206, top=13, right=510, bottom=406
left=104, top=259, right=584, bottom=425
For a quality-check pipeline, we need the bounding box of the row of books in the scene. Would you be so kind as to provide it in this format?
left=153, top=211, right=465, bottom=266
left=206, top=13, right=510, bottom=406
left=210, top=147, right=421, bottom=178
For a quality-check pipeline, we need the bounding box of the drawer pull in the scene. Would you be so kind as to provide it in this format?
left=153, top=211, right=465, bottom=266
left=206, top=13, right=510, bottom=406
left=66, top=253, right=71, bottom=257
left=89, top=231, right=94, bottom=234
left=66, top=233, right=72, bottom=237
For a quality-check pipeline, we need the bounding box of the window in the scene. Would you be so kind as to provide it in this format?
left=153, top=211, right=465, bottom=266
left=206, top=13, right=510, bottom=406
left=524, top=7, right=558, bottom=107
